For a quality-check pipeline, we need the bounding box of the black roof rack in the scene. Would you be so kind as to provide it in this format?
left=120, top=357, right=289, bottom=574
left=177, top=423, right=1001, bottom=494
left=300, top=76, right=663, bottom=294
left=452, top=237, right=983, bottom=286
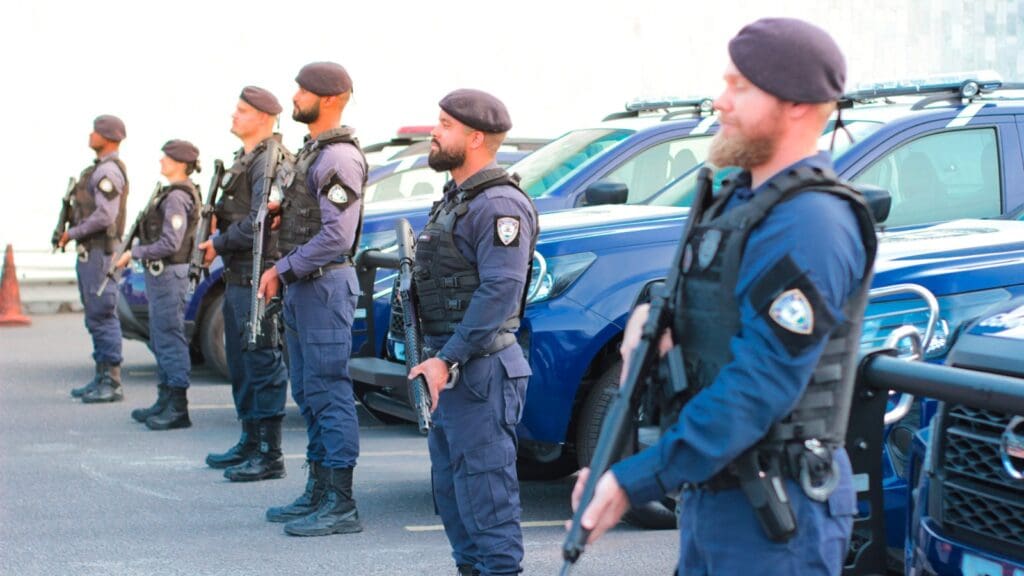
left=838, top=72, right=1011, bottom=109
left=603, top=97, right=714, bottom=122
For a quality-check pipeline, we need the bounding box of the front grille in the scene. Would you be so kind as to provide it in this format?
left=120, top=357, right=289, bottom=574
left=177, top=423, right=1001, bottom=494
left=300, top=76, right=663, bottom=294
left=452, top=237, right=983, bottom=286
left=938, top=404, right=1024, bottom=555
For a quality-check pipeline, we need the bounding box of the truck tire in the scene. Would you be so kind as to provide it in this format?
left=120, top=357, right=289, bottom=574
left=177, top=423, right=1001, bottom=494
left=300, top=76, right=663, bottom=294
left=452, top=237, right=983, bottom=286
left=576, top=360, right=678, bottom=530
left=517, top=451, right=579, bottom=482
left=199, top=289, right=230, bottom=380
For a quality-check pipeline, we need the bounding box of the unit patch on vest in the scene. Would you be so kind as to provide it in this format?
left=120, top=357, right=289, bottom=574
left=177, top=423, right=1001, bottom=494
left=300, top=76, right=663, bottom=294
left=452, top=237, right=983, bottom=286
left=494, top=216, right=520, bottom=247
left=171, top=214, right=184, bottom=231
left=97, top=177, right=117, bottom=198
left=697, top=229, right=722, bottom=269
left=770, top=289, right=813, bottom=335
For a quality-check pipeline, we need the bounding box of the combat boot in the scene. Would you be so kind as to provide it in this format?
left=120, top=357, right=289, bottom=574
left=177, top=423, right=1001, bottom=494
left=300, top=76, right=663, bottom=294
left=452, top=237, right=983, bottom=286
left=144, top=387, right=191, bottom=430
left=131, top=384, right=170, bottom=423
left=456, top=565, right=480, bottom=576
left=206, top=420, right=258, bottom=469
left=70, top=362, right=103, bottom=398
left=223, top=417, right=286, bottom=482
left=81, top=364, right=123, bottom=404
left=266, top=461, right=325, bottom=523
left=283, top=467, right=362, bottom=536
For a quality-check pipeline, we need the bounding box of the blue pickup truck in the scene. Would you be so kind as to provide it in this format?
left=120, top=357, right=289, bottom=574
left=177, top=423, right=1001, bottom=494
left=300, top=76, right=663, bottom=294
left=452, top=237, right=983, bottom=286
left=352, top=76, right=1024, bottom=541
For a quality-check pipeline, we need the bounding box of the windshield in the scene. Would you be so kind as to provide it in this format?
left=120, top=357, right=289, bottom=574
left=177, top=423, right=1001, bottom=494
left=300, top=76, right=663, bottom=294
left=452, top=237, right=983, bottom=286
left=648, top=119, right=887, bottom=207
left=512, top=128, right=633, bottom=197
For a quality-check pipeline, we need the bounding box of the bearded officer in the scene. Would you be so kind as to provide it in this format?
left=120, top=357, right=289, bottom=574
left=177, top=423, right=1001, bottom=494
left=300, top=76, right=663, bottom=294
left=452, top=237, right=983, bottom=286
left=63, top=115, right=130, bottom=404
left=200, top=86, right=291, bottom=481
left=258, top=62, right=366, bottom=537
left=571, top=18, right=874, bottom=576
left=116, top=140, right=201, bottom=430
left=407, top=89, right=538, bottom=576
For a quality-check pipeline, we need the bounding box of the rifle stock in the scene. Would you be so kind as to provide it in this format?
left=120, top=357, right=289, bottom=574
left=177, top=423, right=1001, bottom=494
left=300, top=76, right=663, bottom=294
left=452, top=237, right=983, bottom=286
left=396, top=218, right=432, bottom=433
left=560, top=167, right=713, bottom=573
left=52, top=177, right=76, bottom=253
left=247, top=142, right=281, bottom=349
left=187, top=159, right=225, bottom=300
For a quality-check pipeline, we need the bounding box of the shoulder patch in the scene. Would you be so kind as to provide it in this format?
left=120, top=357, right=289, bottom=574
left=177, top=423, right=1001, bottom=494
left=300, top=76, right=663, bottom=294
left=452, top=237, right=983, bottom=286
left=320, top=176, right=356, bottom=209
left=327, top=184, right=347, bottom=204
left=97, top=177, right=117, bottom=198
left=769, top=289, right=813, bottom=335
left=170, top=214, right=185, bottom=231
left=494, top=216, right=521, bottom=247
left=749, top=254, right=837, bottom=357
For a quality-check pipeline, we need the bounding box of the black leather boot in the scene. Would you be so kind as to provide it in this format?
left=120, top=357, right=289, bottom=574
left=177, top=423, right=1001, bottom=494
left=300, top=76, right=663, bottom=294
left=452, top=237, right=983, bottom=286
left=70, top=362, right=103, bottom=398
left=206, top=420, right=258, bottom=469
left=81, top=364, right=123, bottom=404
left=223, top=417, right=285, bottom=482
left=456, top=565, right=480, bottom=576
left=284, top=467, right=362, bottom=536
left=144, top=387, right=191, bottom=430
left=131, top=384, right=170, bottom=423
left=266, top=461, right=325, bottom=523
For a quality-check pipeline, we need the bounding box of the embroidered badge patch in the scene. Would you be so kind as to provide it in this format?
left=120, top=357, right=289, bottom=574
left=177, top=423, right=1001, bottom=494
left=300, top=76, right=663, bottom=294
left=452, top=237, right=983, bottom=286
left=495, top=216, right=520, bottom=246
left=98, top=178, right=114, bottom=193
left=697, top=229, right=721, bottom=270
left=171, top=214, right=184, bottom=230
left=327, top=184, right=348, bottom=204
left=769, top=289, right=814, bottom=335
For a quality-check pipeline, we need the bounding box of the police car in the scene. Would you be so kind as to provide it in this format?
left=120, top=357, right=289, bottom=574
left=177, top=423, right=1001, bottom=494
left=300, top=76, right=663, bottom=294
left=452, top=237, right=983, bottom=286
left=357, top=73, right=1024, bottom=534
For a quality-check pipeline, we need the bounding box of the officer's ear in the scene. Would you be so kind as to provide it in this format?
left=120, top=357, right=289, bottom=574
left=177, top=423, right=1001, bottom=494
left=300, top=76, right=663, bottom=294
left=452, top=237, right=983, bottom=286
left=467, top=129, right=486, bottom=151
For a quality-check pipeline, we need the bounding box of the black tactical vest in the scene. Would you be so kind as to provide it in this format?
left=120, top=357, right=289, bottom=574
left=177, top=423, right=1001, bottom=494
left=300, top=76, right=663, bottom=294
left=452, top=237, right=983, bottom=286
left=72, top=156, right=130, bottom=252
left=670, top=166, right=877, bottom=449
left=138, top=182, right=201, bottom=265
left=414, top=168, right=539, bottom=338
left=277, top=128, right=367, bottom=257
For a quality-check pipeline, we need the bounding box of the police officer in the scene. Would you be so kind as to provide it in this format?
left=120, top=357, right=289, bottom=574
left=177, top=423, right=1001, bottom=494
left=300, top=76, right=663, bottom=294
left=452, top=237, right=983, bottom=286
left=407, top=90, right=538, bottom=576
left=199, top=87, right=290, bottom=481
left=258, top=62, right=366, bottom=536
left=63, top=115, right=130, bottom=404
left=117, top=140, right=201, bottom=431
left=571, top=19, right=874, bottom=576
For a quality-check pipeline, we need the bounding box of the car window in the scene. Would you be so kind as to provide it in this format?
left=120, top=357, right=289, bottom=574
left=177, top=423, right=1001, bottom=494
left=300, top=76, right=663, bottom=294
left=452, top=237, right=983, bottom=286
left=853, top=128, right=1001, bottom=227
left=512, top=129, right=634, bottom=198
left=364, top=167, right=450, bottom=203
left=599, top=136, right=713, bottom=204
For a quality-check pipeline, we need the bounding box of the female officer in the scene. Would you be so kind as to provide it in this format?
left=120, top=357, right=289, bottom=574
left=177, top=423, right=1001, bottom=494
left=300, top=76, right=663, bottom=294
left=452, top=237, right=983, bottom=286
left=117, top=140, right=202, bottom=430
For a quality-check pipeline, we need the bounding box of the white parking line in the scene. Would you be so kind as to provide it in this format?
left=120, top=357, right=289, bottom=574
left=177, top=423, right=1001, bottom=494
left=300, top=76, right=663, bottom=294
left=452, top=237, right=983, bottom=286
left=405, top=520, right=567, bottom=532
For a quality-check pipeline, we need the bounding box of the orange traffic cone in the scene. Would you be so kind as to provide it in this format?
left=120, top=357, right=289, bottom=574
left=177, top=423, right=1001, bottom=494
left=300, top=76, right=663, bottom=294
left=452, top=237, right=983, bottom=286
left=0, top=244, right=31, bottom=326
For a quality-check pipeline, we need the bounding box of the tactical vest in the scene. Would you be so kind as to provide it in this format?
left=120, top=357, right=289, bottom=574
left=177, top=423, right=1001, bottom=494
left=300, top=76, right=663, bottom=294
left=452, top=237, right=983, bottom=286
left=138, top=182, right=202, bottom=265
left=414, top=168, right=540, bottom=339
left=670, top=165, right=877, bottom=450
left=277, top=127, right=367, bottom=258
left=215, top=138, right=292, bottom=272
left=72, top=156, right=130, bottom=252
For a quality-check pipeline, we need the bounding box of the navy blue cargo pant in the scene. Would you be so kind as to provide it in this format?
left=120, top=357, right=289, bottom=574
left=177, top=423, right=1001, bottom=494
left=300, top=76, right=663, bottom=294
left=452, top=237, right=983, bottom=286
left=428, top=344, right=531, bottom=576
left=75, top=247, right=123, bottom=365
left=144, top=263, right=191, bottom=389
left=677, top=449, right=856, bottom=575
left=282, top=266, right=360, bottom=468
left=223, top=281, right=288, bottom=420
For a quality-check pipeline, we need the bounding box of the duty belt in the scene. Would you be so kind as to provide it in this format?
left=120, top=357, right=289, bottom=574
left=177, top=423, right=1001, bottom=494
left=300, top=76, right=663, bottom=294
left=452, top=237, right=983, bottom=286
left=222, top=268, right=254, bottom=286
left=282, top=255, right=353, bottom=284
left=423, top=332, right=517, bottom=361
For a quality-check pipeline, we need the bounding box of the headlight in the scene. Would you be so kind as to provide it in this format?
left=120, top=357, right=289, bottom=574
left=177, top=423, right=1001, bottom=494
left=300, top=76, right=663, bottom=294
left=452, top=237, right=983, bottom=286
left=360, top=229, right=397, bottom=251
left=526, top=252, right=597, bottom=304
left=862, top=288, right=1012, bottom=359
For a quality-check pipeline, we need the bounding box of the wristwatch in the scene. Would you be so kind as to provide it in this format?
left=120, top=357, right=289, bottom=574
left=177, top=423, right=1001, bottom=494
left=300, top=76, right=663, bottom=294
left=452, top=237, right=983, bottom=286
left=438, top=354, right=460, bottom=389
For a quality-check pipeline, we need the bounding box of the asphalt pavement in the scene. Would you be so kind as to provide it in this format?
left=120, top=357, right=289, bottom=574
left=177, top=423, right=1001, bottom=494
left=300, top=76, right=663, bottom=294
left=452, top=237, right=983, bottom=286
left=0, top=314, right=677, bottom=576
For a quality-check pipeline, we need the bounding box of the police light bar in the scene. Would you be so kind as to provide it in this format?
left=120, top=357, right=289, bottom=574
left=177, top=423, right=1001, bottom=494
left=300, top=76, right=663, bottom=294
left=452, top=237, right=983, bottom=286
left=394, top=126, right=434, bottom=139
left=624, top=97, right=715, bottom=114
left=844, top=70, right=1004, bottom=102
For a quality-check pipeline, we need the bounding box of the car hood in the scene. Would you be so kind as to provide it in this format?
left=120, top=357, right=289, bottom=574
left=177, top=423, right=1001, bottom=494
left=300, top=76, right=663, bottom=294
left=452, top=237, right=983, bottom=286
left=537, top=204, right=689, bottom=248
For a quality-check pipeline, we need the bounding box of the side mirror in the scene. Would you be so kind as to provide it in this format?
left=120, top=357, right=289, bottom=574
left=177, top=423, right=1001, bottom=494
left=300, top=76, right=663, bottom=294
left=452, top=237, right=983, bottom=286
left=859, top=185, right=892, bottom=224
left=584, top=181, right=629, bottom=206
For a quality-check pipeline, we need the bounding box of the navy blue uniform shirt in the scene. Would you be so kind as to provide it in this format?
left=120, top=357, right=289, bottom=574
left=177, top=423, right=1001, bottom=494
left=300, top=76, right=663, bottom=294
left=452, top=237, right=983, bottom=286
left=424, top=163, right=537, bottom=365
left=611, top=151, right=866, bottom=504
left=131, top=184, right=195, bottom=261
left=275, top=138, right=364, bottom=280
left=68, top=153, right=126, bottom=240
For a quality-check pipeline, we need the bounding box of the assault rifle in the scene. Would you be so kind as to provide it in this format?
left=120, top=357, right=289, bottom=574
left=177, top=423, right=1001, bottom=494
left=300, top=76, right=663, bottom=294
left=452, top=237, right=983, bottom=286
left=247, top=141, right=282, bottom=349
left=51, top=177, right=76, bottom=253
left=186, top=159, right=225, bottom=301
left=96, top=182, right=160, bottom=296
left=396, top=217, right=432, bottom=433
left=560, top=167, right=714, bottom=574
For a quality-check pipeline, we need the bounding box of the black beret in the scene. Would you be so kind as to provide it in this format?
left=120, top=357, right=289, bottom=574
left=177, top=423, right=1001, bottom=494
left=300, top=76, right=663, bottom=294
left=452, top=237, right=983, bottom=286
left=93, top=115, right=126, bottom=142
left=162, top=139, right=200, bottom=164
left=240, top=85, right=282, bottom=115
left=439, top=89, right=512, bottom=133
left=295, top=62, right=352, bottom=96
left=728, top=17, right=846, bottom=103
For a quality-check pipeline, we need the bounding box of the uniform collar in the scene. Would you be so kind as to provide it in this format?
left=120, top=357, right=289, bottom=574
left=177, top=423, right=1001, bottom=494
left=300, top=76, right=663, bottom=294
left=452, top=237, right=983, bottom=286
left=735, top=151, right=834, bottom=200
left=444, top=161, right=501, bottom=200
left=96, top=151, right=119, bottom=164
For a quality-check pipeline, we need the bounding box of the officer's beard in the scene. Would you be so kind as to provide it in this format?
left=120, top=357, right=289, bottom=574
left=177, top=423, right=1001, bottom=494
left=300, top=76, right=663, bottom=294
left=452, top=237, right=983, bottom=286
left=428, top=141, right=466, bottom=172
left=293, top=100, right=321, bottom=124
left=707, top=128, right=777, bottom=171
